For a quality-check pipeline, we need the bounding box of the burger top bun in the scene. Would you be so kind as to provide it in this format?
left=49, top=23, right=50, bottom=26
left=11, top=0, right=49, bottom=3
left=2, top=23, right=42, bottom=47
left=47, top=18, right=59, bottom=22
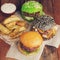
left=20, top=31, right=43, bottom=48
left=31, top=15, right=56, bottom=31
left=21, top=1, right=43, bottom=14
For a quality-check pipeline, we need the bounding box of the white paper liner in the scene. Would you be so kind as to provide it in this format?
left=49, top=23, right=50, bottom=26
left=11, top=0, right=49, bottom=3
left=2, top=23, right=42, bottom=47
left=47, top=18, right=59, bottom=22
left=0, top=12, right=26, bottom=46
left=6, top=25, right=60, bottom=60
left=6, top=42, right=45, bottom=60
left=0, top=12, right=60, bottom=60
left=0, top=34, right=19, bottom=46
left=44, top=25, right=60, bottom=48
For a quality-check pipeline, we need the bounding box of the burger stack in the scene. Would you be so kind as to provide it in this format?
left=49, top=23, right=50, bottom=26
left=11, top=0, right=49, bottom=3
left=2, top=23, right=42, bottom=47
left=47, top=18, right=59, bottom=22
left=17, top=31, right=43, bottom=55
left=17, top=1, right=58, bottom=55
left=31, top=15, right=58, bottom=40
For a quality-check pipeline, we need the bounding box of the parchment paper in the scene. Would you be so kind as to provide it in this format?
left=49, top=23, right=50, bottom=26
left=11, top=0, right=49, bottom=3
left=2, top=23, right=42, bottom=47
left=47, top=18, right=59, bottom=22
left=0, top=12, right=60, bottom=60
left=6, top=25, right=60, bottom=60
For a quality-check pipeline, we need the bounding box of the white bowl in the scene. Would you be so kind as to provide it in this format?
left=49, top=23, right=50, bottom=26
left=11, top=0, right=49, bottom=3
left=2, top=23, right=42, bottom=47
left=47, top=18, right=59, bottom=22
left=1, top=3, right=16, bottom=14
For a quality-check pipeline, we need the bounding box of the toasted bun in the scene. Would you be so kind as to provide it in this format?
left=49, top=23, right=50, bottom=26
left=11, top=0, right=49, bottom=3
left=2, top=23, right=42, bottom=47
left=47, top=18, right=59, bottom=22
left=17, top=42, right=28, bottom=55
left=20, top=31, right=43, bottom=48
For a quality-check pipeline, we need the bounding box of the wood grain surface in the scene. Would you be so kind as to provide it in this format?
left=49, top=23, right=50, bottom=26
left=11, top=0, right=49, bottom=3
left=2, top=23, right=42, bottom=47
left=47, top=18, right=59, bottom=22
left=0, top=0, right=60, bottom=60
left=40, top=46, right=59, bottom=60
left=0, top=39, right=60, bottom=60
left=39, top=0, right=60, bottom=24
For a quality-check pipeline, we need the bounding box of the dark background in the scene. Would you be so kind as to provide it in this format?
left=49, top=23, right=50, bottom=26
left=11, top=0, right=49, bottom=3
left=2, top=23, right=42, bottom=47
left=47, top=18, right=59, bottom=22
left=0, top=0, right=60, bottom=24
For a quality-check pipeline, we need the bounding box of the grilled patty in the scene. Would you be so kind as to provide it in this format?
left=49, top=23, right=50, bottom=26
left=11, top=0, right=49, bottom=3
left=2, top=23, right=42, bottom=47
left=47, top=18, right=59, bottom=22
left=22, top=12, right=40, bottom=17
left=20, top=42, right=39, bottom=52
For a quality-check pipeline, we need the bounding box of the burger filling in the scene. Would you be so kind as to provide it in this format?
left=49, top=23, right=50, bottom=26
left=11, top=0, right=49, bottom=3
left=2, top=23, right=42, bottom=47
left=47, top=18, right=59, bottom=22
left=32, top=25, right=58, bottom=40
left=22, top=12, right=40, bottom=17
left=20, top=42, right=39, bottom=52
left=24, top=16, right=34, bottom=21
left=22, top=12, right=41, bottom=21
left=31, top=15, right=58, bottom=39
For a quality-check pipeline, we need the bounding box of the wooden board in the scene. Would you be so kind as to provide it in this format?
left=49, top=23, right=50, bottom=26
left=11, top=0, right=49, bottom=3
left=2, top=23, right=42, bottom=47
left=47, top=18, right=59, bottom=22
left=0, top=0, right=60, bottom=60
left=40, top=46, right=59, bottom=60
left=0, top=39, right=60, bottom=60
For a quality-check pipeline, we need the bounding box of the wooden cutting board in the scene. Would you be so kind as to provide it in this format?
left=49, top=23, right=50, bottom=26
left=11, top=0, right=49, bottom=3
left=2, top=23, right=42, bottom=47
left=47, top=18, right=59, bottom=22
left=0, top=39, right=59, bottom=60
left=40, top=46, right=59, bottom=60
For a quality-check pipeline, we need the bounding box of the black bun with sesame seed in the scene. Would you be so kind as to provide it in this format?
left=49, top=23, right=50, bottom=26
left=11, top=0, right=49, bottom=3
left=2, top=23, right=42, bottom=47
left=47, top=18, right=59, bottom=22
left=31, top=15, right=58, bottom=39
left=31, top=15, right=55, bottom=31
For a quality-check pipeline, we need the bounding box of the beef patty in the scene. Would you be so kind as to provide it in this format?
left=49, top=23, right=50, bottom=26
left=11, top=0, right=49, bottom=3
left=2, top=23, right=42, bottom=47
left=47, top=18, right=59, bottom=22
left=20, top=42, right=39, bottom=52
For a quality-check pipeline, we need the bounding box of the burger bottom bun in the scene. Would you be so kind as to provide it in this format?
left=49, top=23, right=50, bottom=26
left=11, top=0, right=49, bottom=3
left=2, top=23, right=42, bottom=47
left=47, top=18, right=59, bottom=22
left=17, top=42, right=40, bottom=55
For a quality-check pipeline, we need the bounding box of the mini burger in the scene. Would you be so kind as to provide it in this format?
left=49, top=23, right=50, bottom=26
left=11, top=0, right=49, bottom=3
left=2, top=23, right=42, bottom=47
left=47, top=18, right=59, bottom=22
left=21, top=1, right=44, bottom=22
left=31, top=15, right=58, bottom=40
left=17, top=31, right=43, bottom=55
